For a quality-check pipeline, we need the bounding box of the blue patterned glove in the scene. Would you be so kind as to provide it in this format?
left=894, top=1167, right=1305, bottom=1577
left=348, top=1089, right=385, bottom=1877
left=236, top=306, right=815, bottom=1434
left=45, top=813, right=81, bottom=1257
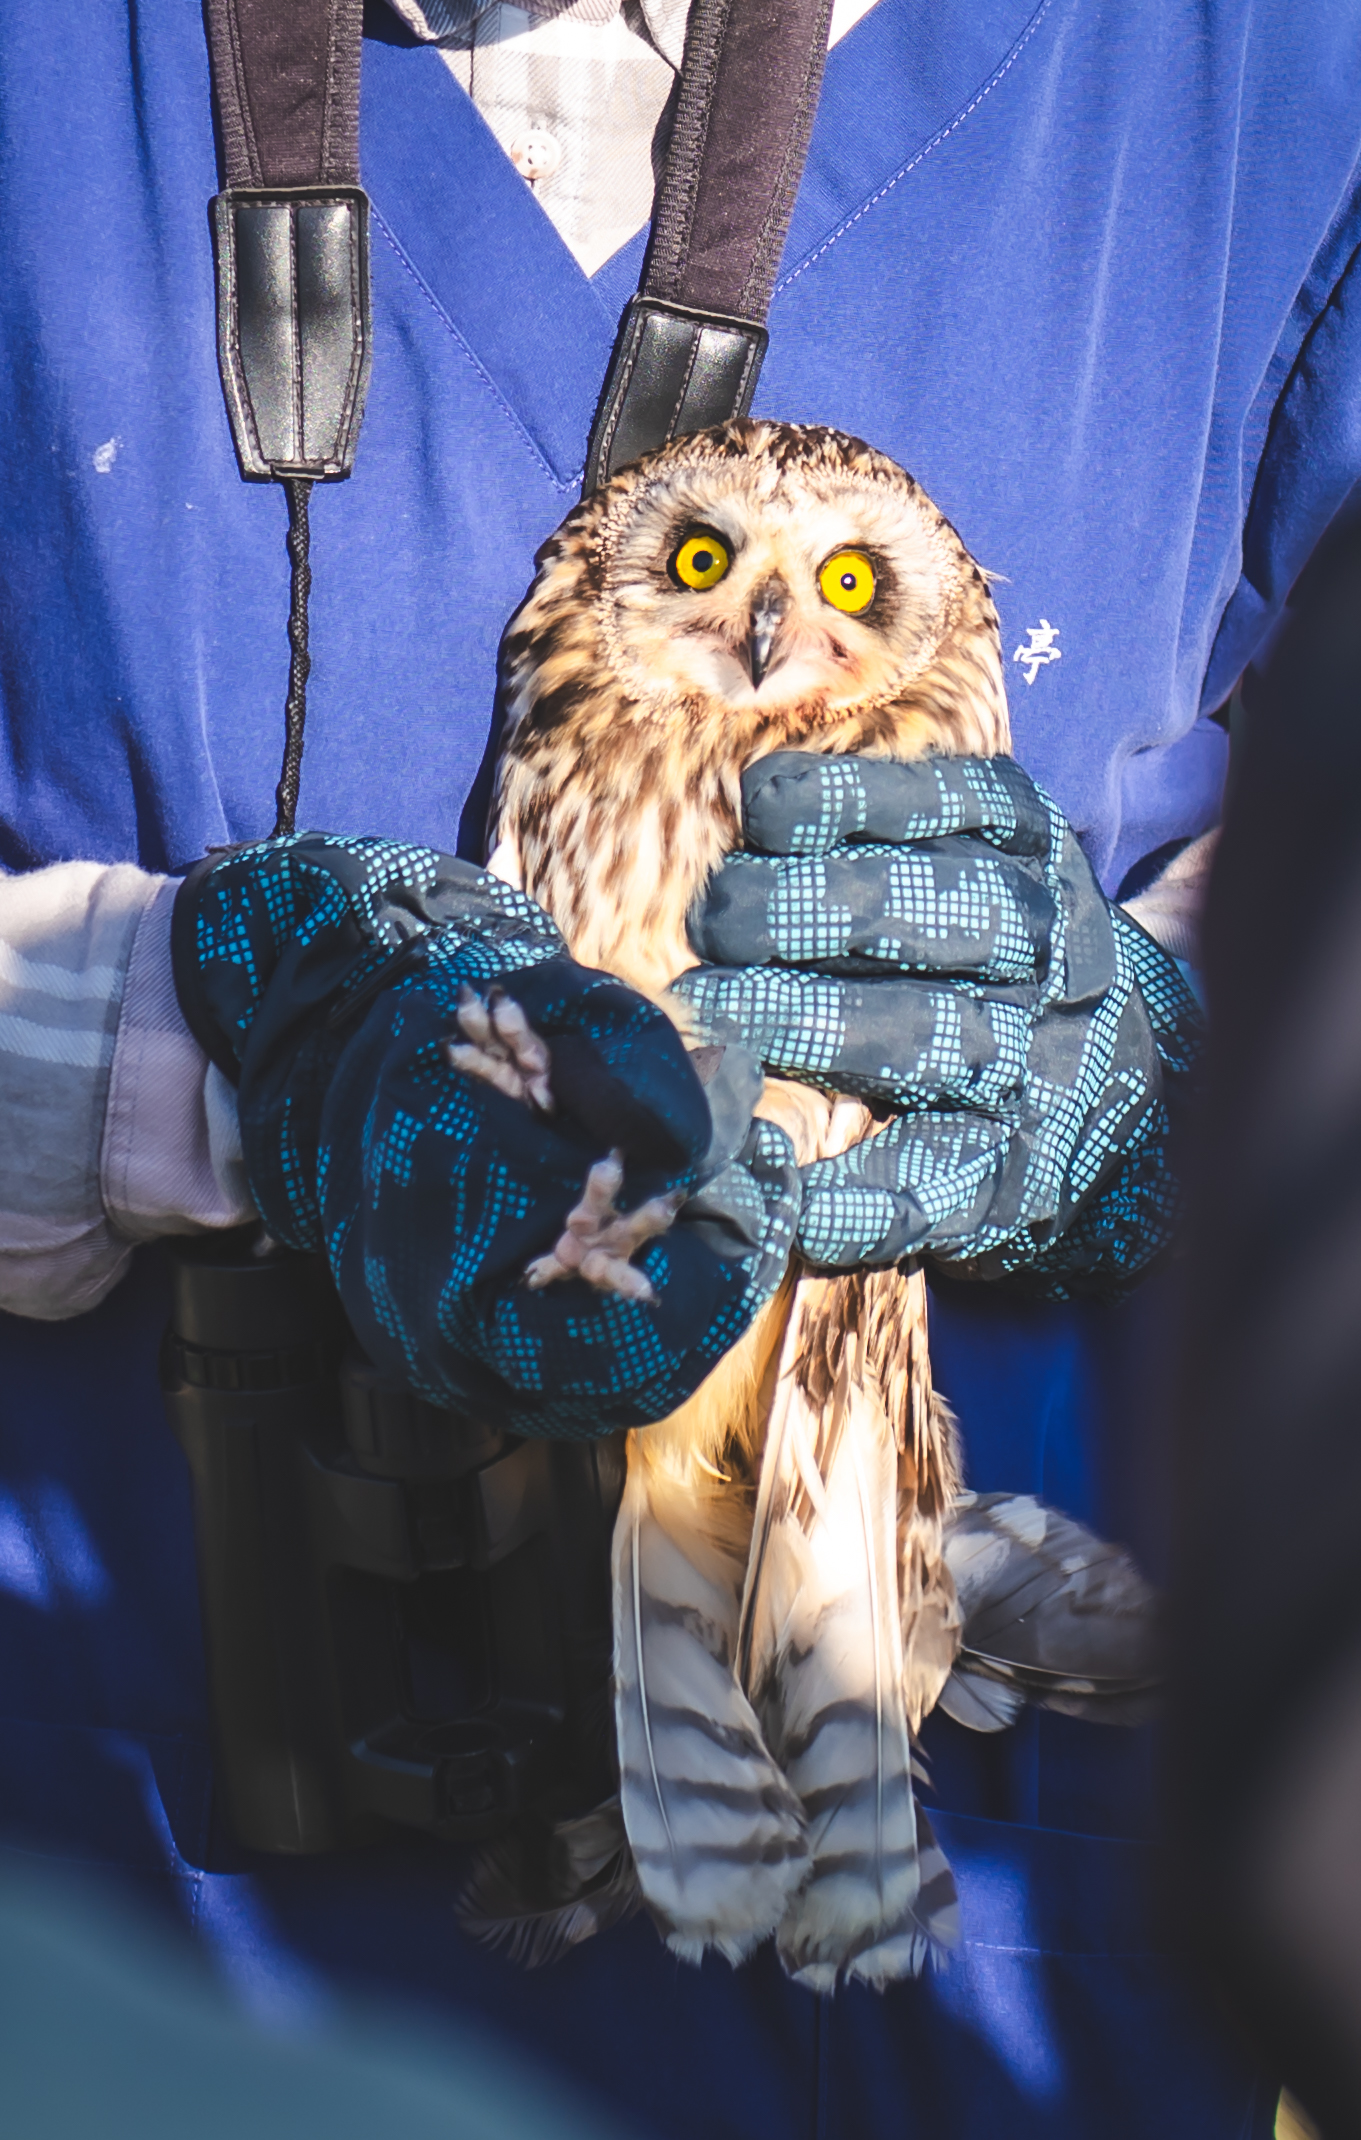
left=171, top=834, right=799, bottom=1435
left=677, top=753, right=1202, bottom=1298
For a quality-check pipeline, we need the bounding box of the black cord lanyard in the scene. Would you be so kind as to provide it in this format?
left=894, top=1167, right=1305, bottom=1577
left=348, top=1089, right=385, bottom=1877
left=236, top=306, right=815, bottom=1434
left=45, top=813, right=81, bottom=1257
left=203, top=0, right=833, bottom=835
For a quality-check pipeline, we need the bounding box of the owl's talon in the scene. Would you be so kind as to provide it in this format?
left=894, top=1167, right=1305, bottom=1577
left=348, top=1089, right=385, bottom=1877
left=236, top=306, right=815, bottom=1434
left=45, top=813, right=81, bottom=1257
left=488, top=990, right=555, bottom=1112
left=453, top=984, right=494, bottom=1051
left=523, top=1150, right=681, bottom=1301
left=567, top=1150, right=624, bottom=1232
left=579, top=1249, right=658, bottom=1302
left=442, top=983, right=555, bottom=1114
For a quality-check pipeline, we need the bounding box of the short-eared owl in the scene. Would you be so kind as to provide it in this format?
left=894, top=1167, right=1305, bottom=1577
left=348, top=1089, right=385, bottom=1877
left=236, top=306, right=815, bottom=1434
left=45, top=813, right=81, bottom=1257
left=466, top=420, right=1011, bottom=1987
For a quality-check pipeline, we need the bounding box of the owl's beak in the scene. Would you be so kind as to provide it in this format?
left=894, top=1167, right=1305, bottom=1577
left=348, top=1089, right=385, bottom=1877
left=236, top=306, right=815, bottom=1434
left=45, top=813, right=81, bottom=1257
left=745, top=577, right=790, bottom=689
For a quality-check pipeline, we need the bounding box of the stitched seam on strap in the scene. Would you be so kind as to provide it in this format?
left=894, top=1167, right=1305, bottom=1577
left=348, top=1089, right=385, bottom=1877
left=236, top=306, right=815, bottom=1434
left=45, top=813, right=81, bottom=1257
left=320, top=0, right=341, bottom=184
left=735, top=334, right=761, bottom=410
left=740, top=0, right=835, bottom=318
left=218, top=207, right=265, bottom=468
left=595, top=309, right=649, bottom=480
left=776, top=0, right=1055, bottom=293
left=667, top=324, right=703, bottom=432
left=222, top=0, right=261, bottom=188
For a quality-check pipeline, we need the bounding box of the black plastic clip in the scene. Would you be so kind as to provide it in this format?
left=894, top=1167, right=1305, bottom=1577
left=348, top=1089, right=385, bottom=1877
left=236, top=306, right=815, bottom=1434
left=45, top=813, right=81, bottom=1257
left=583, top=295, right=768, bottom=494
left=213, top=186, right=372, bottom=482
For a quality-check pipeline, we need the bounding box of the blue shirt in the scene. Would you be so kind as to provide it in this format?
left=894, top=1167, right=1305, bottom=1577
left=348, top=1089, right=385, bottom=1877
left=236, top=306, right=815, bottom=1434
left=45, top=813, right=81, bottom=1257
left=1, top=3, right=1358, bottom=2134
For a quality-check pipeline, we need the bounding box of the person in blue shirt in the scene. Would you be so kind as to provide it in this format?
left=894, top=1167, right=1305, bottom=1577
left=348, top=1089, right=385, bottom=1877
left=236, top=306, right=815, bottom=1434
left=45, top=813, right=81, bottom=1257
left=1, top=3, right=1359, bottom=2134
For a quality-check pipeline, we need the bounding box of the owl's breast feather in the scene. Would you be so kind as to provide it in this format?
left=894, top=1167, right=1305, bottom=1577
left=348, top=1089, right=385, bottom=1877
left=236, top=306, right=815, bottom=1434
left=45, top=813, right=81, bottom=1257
left=485, top=835, right=523, bottom=891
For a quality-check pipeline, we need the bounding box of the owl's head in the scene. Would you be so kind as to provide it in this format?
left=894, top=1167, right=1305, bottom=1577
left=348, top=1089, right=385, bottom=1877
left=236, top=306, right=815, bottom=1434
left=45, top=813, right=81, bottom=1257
left=500, top=420, right=1008, bottom=762
left=494, top=423, right=1010, bottom=986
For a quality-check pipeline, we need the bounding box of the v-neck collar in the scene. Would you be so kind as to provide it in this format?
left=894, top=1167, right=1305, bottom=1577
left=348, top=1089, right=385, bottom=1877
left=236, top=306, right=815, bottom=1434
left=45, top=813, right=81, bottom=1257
left=781, top=0, right=1053, bottom=284
left=360, top=0, right=1056, bottom=485
left=362, top=34, right=619, bottom=487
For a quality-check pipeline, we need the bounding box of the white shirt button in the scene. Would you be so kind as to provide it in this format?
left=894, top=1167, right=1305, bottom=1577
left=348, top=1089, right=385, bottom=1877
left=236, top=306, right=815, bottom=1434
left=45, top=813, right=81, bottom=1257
left=508, top=130, right=563, bottom=185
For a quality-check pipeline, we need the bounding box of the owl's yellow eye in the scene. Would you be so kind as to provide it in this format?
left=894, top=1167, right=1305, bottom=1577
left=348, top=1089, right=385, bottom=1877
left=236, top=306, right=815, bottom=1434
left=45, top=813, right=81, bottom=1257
left=818, top=549, right=877, bottom=614
left=670, top=529, right=732, bottom=591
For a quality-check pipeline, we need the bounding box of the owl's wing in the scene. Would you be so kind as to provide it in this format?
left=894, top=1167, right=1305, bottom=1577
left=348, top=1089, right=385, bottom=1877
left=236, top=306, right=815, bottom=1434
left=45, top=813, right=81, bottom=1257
left=456, top=1796, right=641, bottom=1967
left=939, top=1493, right=1161, bottom=1728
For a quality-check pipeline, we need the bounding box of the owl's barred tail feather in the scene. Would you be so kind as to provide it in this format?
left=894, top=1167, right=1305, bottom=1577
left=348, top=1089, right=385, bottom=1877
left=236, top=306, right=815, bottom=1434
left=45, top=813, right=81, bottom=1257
left=739, top=1277, right=959, bottom=1989
left=613, top=1432, right=811, bottom=1962
left=842, top=1799, right=961, bottom=1986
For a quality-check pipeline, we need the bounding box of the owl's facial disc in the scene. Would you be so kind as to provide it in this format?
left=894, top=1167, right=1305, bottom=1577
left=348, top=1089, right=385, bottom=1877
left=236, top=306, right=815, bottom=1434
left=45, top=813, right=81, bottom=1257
left=600, top=455, right=958, bottom=716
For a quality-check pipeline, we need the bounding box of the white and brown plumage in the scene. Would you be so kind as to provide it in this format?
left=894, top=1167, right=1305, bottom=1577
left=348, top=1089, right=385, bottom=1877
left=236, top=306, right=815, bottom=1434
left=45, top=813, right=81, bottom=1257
left=469, top=419, right=1011, bottom=1985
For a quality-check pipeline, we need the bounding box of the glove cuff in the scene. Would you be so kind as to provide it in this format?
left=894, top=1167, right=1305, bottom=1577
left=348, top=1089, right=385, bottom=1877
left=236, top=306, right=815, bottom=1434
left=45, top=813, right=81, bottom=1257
left=171, top=832, right=568, bottom=1093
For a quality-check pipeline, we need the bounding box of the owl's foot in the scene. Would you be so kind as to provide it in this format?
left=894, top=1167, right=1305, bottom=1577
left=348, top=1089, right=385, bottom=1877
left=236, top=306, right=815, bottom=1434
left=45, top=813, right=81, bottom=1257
left=525, top=1151, right=680, bottom=1304
left=444, top=987, right=677, bottom=1301
left=442, top=983, right=555, bottom=1114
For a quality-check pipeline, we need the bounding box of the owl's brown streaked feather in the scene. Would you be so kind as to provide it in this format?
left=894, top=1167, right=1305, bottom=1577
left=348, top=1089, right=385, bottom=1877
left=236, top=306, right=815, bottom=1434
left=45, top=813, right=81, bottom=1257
left=788, top=1268, right=963, bottom=1734
left=485, top=418, right=1010, bottom=1982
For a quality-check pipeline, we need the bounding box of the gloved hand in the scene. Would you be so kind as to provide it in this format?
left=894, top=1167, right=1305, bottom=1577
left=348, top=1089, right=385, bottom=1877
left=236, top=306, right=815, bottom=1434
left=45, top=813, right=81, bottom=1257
left=676, top=752, right=1202, bottom=1298
left=172, top=833, right=799, bottom=1435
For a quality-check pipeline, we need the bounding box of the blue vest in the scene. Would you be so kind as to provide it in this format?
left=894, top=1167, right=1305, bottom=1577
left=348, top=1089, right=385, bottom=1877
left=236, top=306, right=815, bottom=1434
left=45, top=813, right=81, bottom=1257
left=2, top=2, right=1359, bottom=2131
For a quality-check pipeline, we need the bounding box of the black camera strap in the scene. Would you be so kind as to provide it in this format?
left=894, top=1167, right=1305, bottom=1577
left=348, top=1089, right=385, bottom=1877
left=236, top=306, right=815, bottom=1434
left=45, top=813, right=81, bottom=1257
left=583, top=0, right=834, bottom=491
left=203, top=0, right=833, bottom=833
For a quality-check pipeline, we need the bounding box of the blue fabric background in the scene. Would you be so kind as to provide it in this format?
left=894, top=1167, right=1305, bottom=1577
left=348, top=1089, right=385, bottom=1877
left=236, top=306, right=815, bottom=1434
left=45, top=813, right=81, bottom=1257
left=3, top=0, right=1359, bottom=2130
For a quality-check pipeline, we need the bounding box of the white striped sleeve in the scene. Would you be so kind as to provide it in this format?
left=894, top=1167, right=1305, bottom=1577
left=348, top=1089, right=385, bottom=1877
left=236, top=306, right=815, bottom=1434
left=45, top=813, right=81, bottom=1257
left=0, top=862, right=154, bottom=1317
left=0, top=862, right=254, bottom=1322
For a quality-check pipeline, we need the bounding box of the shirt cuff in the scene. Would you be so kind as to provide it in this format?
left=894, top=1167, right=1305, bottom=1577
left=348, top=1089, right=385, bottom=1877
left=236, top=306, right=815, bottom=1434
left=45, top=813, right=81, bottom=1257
left=101, top=878, right=256, bottom=1242
left=0, top=861, right=156, bottom=1318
